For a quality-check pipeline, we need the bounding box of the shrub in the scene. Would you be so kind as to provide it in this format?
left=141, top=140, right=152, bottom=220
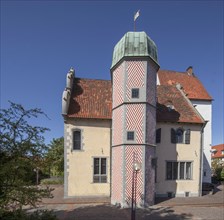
left=40, top=177, right=63, bottom=185
left=221, top=169, right=224, bottom=181
left=0, top=209, right=58, bottom=220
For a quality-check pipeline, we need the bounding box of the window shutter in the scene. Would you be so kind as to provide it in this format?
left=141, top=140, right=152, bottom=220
left=185, top=129, right=191, bottom=144
left=156, top=128, right=161, bottom=143
left=171, top=128, right=176, bottom=143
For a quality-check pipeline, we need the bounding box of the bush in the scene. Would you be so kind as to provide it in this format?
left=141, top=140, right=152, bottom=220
left=40, top=177, right=63, bottom=185
left=221, top=169, right=224, bottom=181
left=0, top=209, right=58, bottom=220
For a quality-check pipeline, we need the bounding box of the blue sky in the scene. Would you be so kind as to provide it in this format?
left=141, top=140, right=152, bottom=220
left=1, top=0, right=223, bottom=145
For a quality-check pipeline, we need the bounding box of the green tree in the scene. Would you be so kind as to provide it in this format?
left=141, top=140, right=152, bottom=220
left=45, top=137, right=64, bottom=177
left=211, top=159, right=224, bottom=181
left=0, top=102, right=53, bottom=211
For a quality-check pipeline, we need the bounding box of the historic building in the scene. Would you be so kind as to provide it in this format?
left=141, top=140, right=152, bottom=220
left=211, top=144, right=224, bottom=162
left=62, top=31, right=212, bottom=207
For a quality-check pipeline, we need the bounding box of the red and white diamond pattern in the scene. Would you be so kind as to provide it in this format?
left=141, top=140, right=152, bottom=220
left=125, top=146, right=143, bottom=205
left=111, top=147, right=123, bottom=204
left=113, top=63, right=124, bottom=108
left=112, top=106, right=124, bottom=146
left=126, top=61, right=145, bottom=101
left=126, top=104, right=144, bottom=144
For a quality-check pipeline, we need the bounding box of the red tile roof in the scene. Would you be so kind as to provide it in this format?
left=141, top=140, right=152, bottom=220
left=212, top=144, right=224, bottom=159
left=67, top=78, right=204, bottom=124
left=158, top=70, right=212, bottom=101
left=156, top=85, right=204, bottom=124
left=67, top=78, right=112, bottom=119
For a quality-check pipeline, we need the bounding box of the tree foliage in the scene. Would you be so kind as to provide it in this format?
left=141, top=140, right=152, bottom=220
left=211, top=159, right=224, bottom=181
left=45, top=137, right=64, bottom=177
left=0, top=102, right=53, bottom=211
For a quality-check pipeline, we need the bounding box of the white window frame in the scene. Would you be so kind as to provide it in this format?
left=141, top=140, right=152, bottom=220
left=72, top=128, right=83, bottom=151
left=166, top=161, right=193, bottom=180
left=93, top=157, right=107, bottom=183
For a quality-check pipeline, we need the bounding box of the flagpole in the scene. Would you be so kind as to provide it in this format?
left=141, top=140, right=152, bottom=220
left=134, top=10, right=140, bottom=32
left=134, top=15, right=136, bottom=32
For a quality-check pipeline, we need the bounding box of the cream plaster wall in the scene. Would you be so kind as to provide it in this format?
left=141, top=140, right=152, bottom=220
left=65, top=118, right=111, bottom=197
left=155, top=123, right=202, bottom=197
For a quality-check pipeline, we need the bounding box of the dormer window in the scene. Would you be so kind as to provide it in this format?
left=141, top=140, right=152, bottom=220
left=131, top=88, right=139, bottom=98
left=166, top=100, right=174, bottom=111
left=171, top=128, right=191, bottom=144
left=167, top=104, right=174, bottom=111
left=176, top=128, right=184, bottom=143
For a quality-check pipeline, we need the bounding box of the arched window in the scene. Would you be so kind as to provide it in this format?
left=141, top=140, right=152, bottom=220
left=171, top=128, right=191, bottom=144
left=73, top=129, right=81, bottom=150
left=176, top=128, right=184, bottom=143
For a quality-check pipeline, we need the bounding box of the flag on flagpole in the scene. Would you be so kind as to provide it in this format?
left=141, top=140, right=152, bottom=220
left=134, top=10, right=140, bottom=21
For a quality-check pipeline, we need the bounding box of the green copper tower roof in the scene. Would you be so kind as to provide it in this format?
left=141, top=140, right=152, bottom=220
left=111, top=31, right=159, bottom=69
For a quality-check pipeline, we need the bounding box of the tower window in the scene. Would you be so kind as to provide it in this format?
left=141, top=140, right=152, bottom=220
left=131, top=88, right=139, bottom=98
left=127, top=131, right=134, bottom=141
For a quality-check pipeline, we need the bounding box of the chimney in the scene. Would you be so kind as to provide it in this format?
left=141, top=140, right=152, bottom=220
left=186, top=66, right=193, bottom=76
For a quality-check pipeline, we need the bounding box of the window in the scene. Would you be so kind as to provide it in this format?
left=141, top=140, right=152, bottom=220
left=93, top=158, right=107, bottom=183
left=176, top=128, right=184, bottom=143
left=166, top=161, right=192, bottom=180
left=73, top=129, right=81, bottom=150
left=156, top=128, right=161, bottom=143
left=131, top=88, right=139, bottom=98
left=185, top=129, right=191, bottom=144
left=171, top=128, right=191, bottom=144
left=127, top=131, right=134, bottom=141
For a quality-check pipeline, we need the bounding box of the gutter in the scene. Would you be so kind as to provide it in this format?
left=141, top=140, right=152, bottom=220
left=199, top=121, right=208, bottom=196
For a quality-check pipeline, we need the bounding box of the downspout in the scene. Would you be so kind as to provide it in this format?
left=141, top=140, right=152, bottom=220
left=199, top=121, right=208, bottom=196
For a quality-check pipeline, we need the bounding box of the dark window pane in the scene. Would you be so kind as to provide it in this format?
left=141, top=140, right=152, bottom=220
left=94, top=158, right=99, bottom=175
left=127, top=131, right=134, bottom=140
left=156, top=128, right=161, bottom=143
left=185, top=129, right=191, bottom=144
left=101, top=158, right=106, bottom=174
left=132, top=88, right=139, bottom=98
left=180, top=162, right=185, bottom=179
left=173, top=162, right=178, bottom=180
left=166, top=162, right=172, bottom=180
left=73, top=130, right=81, bottom=150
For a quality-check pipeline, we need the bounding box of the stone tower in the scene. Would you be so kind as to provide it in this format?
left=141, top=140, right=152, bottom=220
left=111, top=32, right=159, bottom=207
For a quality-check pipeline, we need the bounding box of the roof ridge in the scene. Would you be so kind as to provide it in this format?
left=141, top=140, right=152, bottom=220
left=159, top=69, right=187, bottom=74
left=75, top=77, right=111, bottom=82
